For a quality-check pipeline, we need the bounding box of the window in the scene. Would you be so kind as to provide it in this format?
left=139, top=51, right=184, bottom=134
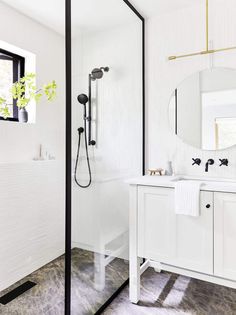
left=215, top=117, right=236, bottom=150
left=0, top=48, right=25, bottom=121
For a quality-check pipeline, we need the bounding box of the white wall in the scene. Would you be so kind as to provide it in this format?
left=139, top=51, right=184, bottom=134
left=0, top=2, right=65, bottom=163
left=0, top=161, right=64, bottom=291
left=146, top=0, right=236, bottom=179
left=71, top=22, right=142, bottom=253
left=72, top=23, right=142, bottom=175
left=0, top=2, right=65, bottom=290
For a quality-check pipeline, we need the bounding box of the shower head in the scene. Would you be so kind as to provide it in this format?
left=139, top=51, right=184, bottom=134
left=77, top=94, right=88, bottom=105
left=91, top=66, right=109, bottom=80
left=100, top=66, right=109, bottom=72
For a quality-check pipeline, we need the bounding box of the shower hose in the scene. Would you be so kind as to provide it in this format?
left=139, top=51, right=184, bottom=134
left=74, top=121, right=92, bottom=188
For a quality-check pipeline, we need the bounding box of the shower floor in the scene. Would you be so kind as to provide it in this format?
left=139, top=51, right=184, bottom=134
left=0, top=248, right=129, bottom=315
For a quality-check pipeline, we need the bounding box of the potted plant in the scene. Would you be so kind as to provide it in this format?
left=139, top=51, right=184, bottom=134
left=0, top=73, right=57, bottom=122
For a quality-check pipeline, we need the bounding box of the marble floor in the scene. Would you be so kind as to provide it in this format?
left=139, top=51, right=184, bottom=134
left=1, top=251, right=236, bottom=315
left=0, top=248, right=128, bottom=315
left=102, top=268, right=236, bottom=315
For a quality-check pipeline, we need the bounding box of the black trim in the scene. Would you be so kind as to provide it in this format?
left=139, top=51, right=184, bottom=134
left=94, top=279, right=129, bottom=315
left=0, top=281, right=36, bottom=305
left=65, top=0, right=145, bottom=314
left=65, top=0, right=72, bottom=314
left=142, top=16, right=146, bottom=175
left=0, top=48, right=25, bottom=121
left=122, top=0, right=144, bottom=21
left=123, top=0, right=145, bottom=175
left=0, top=117, right=18, bottom=122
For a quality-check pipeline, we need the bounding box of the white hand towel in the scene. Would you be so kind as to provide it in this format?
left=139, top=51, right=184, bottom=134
left=175, top=180, right=202, bottom=217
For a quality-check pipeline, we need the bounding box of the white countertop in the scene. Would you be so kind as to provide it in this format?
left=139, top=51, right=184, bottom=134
left=126, top=175, right=236, bottom=193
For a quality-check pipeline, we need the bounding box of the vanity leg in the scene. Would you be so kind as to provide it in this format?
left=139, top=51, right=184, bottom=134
left=130, top=255, right=140, bottom=304
left=129, top=185, right=140, bottom=304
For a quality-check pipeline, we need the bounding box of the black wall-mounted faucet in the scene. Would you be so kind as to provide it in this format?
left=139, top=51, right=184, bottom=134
left=192, top=158, right=201, bottom=166
left=205, top=159, right=214, bottom=172
left=219, top=159, right=229, bottom=166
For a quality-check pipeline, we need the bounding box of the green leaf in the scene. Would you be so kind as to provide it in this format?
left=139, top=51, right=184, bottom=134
left=0, top=106, right=11, bottom=119
left=35, top=93, right=43, bottom=102
left=2, top=73, right=57, bottom=113
left=0, top=97, right=6, bottom=105
left=43, top=80, right=57, bottom=101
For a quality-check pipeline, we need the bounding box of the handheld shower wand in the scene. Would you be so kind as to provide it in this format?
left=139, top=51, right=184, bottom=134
left=74, top=94, right=92, bottom=188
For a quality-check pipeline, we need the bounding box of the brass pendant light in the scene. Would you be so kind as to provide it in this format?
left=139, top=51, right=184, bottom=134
left=168, top=0, right=236, bottom=61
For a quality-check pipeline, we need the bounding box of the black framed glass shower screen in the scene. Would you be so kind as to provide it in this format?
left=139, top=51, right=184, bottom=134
left=65, top=0, right=145, bottom=314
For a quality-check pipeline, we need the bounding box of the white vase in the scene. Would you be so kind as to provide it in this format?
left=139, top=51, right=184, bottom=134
left=166, top=161, right=173, bottom=176
left=18, top=108, right=28, bottom=123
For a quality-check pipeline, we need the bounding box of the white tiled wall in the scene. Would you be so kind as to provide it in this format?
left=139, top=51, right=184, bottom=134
left=146, top=0, right=236, bottom=179
left=0, top=162, right=64, bottom=291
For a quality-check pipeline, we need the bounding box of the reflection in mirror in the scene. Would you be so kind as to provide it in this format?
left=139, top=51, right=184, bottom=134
left=169, top=68, right=236, bottom=150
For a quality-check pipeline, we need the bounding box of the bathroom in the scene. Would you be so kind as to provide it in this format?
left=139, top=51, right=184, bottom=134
left=0, top=0, right=236, bottom=314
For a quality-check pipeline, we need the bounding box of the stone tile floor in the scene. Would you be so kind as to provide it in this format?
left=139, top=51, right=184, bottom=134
left=1, top=250, right=236, bottom=315
left=0, top=248, right=128, bottom=315
left=103, top=268, right=236, bottom=315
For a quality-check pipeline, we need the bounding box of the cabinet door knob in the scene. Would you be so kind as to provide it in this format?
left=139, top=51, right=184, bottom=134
left=206, top=204, right=211, bottom=208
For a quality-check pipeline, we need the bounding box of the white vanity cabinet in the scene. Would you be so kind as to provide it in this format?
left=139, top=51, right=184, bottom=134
left=214, top=192, right=236, bottom=281
left=128, top=177, right=236, bottom=304
left=138, top=186, right=213, bottom=274
left=138, top=187, right=176, bottom=266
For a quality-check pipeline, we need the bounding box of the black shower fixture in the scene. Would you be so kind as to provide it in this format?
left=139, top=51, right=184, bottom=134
left=91, top=66, right=109, bottom=80
left=77, top=93, right=88, bottom=105
left=88, top=66, right=109, bottom=146
left=74, top=66, right=109, bottom=189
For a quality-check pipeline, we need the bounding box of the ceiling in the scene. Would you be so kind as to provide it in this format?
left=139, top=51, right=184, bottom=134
left=0, top=0, right=138, bottom=36
left=0, top=0, right=203, bottom=36
left=131, top=0, right=202, bottom=18
left=1, top=0, right=65, bottom=35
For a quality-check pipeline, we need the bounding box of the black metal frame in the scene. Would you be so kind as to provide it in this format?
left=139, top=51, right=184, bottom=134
left=0, top=48, right=25, bottom=122
left=88, top=73, right=94, bottom=145
left=175, top=89, right=178, bottom=135
left=65, top=0, right=145, bottom=314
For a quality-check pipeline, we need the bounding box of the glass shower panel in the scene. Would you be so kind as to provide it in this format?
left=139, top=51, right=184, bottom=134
left=0, top=1, right=65, bottom=314
left=71, top=0, right=143, bottom=313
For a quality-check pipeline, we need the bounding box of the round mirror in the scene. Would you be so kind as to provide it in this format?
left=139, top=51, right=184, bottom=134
left=169, top=68, right=236, bottom=150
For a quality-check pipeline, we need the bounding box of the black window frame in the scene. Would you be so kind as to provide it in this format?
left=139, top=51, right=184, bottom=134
left=0, top=48, right=25, bottom=122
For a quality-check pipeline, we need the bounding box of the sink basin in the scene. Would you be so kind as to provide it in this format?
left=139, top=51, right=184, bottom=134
left=171, top=176, right=208, bottom=183
left=171, top=176, right=236, bottom=185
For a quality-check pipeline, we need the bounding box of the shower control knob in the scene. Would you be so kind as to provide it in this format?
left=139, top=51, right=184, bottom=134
left=192, top=158, right=201, bottom=166
left=90, top=140, right=96, bottom=146
left=219, top=159, right=229, bottom=166
left=206, top=204, right=211, bottom=209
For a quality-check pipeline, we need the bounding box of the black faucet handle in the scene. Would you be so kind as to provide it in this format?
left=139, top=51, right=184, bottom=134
left=205, top=159, right=214, bottom=172
left=207, top=159, right=214, bottom=165
left=219, top=159, right=229, bottom=166
left=192, top=158, right=201, bottom=166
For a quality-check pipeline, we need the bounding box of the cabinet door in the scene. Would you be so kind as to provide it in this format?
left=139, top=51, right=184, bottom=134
left=138, top=187, right=213, bottom=274
left=174, top=191, right=213, bottom=274
left=138, top=186, right=176, bottom=264
left=214, top=192, right=236, bottom=280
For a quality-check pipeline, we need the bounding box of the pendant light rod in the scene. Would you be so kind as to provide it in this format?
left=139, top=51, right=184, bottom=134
left=168, top=0, right=236, bottom=61
left=206, top=0, right=209, bottom=51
